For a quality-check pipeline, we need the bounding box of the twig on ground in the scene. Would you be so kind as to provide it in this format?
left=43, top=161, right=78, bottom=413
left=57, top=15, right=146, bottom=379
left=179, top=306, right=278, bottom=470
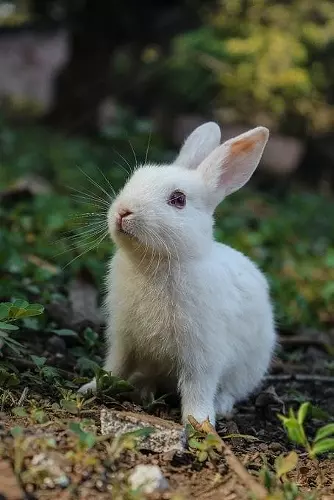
left=188, top=416, right=267, bottom=499
left=17, top=387, right=29, bottom=406
left=278, top=335, right=331, bottom=351
left=265, top=374, right=334, bottom=383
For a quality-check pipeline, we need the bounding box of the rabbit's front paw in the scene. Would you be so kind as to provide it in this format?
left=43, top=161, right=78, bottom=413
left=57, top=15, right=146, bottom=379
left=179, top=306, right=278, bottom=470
left=179, top=375, right=217, bottom=428
left=78, top=379, right=97, bottom=394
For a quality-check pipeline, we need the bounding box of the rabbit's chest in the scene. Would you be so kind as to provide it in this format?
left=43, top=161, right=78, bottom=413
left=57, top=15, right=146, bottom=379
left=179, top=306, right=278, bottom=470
left=110, top=262, right=190, bottom=366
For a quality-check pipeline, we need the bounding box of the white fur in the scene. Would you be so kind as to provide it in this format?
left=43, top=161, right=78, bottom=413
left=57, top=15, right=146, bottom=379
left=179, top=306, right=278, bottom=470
left=79, top=123, right=276, bottom=427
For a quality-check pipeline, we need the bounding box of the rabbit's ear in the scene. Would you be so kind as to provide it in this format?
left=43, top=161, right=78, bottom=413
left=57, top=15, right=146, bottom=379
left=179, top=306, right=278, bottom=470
left=175, top=122, right=221, bottom=170
left=198, top=127, right=269, bottom=205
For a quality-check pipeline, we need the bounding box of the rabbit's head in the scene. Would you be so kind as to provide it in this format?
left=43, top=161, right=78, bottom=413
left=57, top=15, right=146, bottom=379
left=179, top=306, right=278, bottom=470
left=108, top=123, right=269, bottom=259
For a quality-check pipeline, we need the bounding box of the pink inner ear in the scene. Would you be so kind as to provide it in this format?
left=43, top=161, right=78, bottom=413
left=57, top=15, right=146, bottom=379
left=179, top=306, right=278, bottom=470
left=230, top=137, right=256, bottom=156
left=218, top=136, right=258, bottom=188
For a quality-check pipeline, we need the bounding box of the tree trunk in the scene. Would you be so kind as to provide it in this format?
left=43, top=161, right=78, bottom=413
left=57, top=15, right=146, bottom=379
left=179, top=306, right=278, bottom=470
left=43, top=31, right=112, bottom=135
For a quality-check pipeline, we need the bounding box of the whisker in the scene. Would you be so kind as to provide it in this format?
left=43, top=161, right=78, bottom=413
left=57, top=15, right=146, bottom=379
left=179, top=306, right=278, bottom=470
left=62, top=231, right=109, bottom=269
left=53, top=226, right=108, bottom=257
left=144, top=129, right=152, bottom=165
left=68, top=185, right=110, bottom=206
left=59, top=223, right=108, bottom=243
left=94, top=164, right=117, bottom=197
left=71, top=194, right=110, bottom=209
left=128, top=139, right=138, bottom=169
left=112, top=148, right=132, bottom=174
left=77, top=166, right=113, bottom=201
left=69, top=214, right=107, bottom=222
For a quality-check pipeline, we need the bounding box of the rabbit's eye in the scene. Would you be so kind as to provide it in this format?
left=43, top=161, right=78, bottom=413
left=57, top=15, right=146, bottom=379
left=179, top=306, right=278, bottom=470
left=168, top=190, right=186, bottom=209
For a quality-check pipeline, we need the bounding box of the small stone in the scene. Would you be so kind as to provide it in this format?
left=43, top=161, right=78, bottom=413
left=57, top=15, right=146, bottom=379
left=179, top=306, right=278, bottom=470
left=100, top=409, right=184, bottom=453
left=31, top=452, right=69, bottom=488
left=128, top=465, right=169, bottom=494
left=269, top=442, right=283, bottom=452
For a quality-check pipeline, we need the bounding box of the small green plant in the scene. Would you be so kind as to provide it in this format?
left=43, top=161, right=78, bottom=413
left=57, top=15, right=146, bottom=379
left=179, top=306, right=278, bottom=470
left=12, top=403, right=48, bottom=424
left=0, top=367, right=20, bottom=409
left=30, top=355, right=59, bottom=380
left=143, top=392, right=170, bottom=412
left=105, top=427, right=156, bottom=460
left=186, top=420, right=257, bottom=464
left=59, top=388, right=96, bottom=415
left=68, top=420, right=97, bottom=450
left=93, top=367, right=135, bottom=396
left=278, top=402, right=334, bottom=458
left=0, top=300, right=44, bottom=355
left=187, top=426, right=222, bottom=463
left=258, top=452, right=315, bottom=500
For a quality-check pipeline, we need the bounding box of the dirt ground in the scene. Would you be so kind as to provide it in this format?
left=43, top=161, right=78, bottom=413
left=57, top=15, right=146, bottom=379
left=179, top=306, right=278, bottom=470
left=1, top=332, right=334, bottom=500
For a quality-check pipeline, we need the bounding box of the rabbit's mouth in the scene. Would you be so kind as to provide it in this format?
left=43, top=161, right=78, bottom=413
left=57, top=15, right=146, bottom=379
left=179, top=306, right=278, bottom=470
left=117, top=225, right=136, bottom=240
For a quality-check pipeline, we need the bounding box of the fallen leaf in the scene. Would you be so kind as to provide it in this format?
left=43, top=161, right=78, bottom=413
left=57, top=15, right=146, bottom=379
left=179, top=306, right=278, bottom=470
left=275, top=451, right=299, bottom=479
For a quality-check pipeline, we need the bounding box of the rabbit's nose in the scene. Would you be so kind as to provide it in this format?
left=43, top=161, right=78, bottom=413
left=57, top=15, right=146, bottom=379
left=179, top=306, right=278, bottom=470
left=116, top=208, right=132, bottom=231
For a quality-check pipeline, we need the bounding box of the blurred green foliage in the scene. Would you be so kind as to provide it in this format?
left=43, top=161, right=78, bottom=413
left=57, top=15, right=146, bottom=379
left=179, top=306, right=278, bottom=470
left=169, top=0, right=334, bottom=134
left=0, top=116, right=333, bottom=332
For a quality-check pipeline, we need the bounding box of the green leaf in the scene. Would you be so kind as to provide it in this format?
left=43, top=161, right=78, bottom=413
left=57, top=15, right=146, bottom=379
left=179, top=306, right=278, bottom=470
left=18, top=305, right=44, bottom=318
left=13, top=299, right=29, bottom=309
left=297, top=402, right=310, bottom=425
left=281, top=419, right=307, bottom=446
left=83, top=432, right=96, bottom=449
left=188, top=437, right=204, bottom=450
left=288, top=407, right=296, bottom=420
left=0, top=304, right=11, bottom=320
left=30, top=355, right=47, bottom=368
left=83, top=327, right=99, bottom=347
left=0, top=369, right=20, bottom=387
left=60, top=399, right=79, bottom=414
left=314, top=424, right=334, bottom=443
left=41, top=366, right=59, bottom=379
left=275, top=451, right=299, bottom=479
left=0, top=335, right=25, bottom=355
left=68, top=422, right=96, bottom=449
left=198, top=450, right=208, bottom=462
left=32, top=409, right=47, bottom=423
left=26, top=304, right=44, bottom=313
left=69, top=421, right=83, bottom=436
left=11, top=426, right=23, bottom=438
left=0, top=321, right=19, bottom=330
left=185, top=423, right=196, bottom=438
left=262, top=467, right=273, bottom=492
left=310, top=405, right=331, bottom=421
left=12, top=407, right=28, bottom=417
left=52, top=328, right=78, bottom=337
left=311, top=438, right=334, bottom=457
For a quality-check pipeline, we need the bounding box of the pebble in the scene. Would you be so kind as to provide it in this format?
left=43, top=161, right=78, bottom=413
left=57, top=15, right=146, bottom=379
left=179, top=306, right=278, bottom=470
left=101, top=409, right=184, bottom=453
left=269, top=442, right=283, bottom=452
left=128, top=465, right=169, bottom=494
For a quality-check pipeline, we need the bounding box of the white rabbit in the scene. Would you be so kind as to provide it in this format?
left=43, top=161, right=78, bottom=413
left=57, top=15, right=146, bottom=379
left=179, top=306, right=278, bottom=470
left=79, top=122, right=276, bottom=427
